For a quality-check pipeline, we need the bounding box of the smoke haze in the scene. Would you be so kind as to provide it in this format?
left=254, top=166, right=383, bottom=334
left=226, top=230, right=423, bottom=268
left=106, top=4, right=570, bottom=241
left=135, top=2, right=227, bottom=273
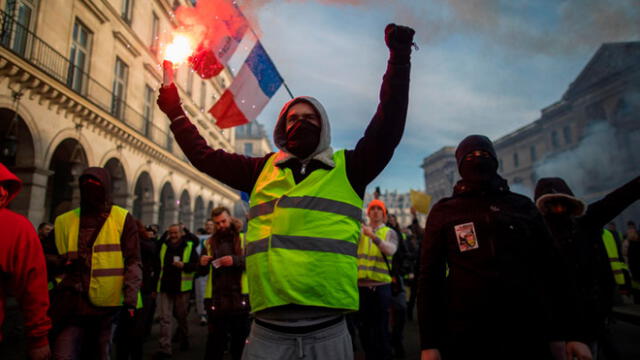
left=534, top=122, right=633, bottom=198
left=237, top=0, right=639, bottom=55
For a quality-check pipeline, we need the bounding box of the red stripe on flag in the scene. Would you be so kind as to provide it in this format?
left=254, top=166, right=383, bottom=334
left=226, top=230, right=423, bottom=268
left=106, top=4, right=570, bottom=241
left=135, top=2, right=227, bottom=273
left=209, top=90, right=249, bottom=129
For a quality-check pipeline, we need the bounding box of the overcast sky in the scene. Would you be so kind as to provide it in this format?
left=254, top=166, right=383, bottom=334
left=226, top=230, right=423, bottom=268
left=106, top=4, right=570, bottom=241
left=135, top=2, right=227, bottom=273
left=229, top=0, right=639, bottom=194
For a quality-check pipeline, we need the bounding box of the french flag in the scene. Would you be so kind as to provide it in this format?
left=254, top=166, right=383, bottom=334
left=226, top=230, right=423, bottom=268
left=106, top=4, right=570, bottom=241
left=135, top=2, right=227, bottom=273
left=209, top=42, right=283, bottom=129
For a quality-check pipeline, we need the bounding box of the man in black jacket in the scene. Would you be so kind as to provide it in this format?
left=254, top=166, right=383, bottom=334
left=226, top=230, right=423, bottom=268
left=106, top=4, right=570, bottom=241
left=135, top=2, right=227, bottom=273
left=418, top=135, right=571, bottom=360
left=535, top=175, right=640, bottom=359
left=199, top=207, right=249, bottom=360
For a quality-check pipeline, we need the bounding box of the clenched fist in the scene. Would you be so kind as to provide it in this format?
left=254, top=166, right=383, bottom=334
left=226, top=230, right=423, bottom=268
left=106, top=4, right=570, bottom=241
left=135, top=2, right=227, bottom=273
left=385, top=23, right=415, bottom=65
left=157, top=83, right=185, bottom=121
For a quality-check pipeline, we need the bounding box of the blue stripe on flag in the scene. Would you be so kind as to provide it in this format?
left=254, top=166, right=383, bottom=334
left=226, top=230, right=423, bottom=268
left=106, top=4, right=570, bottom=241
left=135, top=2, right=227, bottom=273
left=246, top=42, right=283, bottom=98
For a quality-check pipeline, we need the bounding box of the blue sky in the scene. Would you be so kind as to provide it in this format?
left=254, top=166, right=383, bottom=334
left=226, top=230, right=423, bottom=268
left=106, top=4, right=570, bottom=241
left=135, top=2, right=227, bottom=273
left=231, top=0, right=639, bottom=193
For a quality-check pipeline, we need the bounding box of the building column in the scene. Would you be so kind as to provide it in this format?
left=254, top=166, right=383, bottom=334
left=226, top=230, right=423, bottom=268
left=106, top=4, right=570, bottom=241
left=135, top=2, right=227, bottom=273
left=141, top=200, right=159, bottom=227
left=113, top=193, right=135, bottom=211
left=9, top=166, right=52, bottom=226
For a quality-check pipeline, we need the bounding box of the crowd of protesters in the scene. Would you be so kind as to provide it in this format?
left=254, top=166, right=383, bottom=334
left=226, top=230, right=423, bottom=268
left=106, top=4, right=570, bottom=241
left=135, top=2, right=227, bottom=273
left=2, top=21, right=640, bottom=360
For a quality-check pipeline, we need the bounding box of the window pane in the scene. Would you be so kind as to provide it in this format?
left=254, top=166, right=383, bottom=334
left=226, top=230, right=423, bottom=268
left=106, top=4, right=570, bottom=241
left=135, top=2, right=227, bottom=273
left=68, top=21, right=92, bottom=94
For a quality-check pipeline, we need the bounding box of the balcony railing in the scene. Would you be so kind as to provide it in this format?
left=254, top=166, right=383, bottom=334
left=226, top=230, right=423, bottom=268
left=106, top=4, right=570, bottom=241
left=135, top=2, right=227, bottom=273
left=0, top=9, right=184, bottom=158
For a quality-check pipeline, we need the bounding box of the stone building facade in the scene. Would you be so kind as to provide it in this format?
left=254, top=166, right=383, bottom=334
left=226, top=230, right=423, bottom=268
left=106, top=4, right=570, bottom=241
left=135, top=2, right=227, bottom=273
left=234, top=120, right=273, bottom=157
left=420, top=146, right=457, bottom=205
left=422, top=41, right=640, bottom=226
left=363, top=190, right=427, bottom=229
left=0, top=0, right=241, bottom=232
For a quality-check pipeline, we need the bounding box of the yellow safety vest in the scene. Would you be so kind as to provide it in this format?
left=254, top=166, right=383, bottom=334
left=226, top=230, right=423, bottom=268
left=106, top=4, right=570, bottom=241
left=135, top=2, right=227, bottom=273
left=54, top=206, right=128, bottom=307
left=357, top=226, right=393, bottom=283
left=602, top=229, right=628, bottom=286
left=158, top=241, right=195, bottom=292
left=246, top=150, right=363, bottom=313
left=204, top=232, right=249, bottom=298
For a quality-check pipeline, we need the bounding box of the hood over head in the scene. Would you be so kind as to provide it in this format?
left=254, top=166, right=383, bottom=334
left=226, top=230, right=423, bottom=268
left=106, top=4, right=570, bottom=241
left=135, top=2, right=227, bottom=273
left=273, top=96, right=334, bottom=167
left=534, top=177, right=586, bottom=217
left=79, top=167, right=113, bottom=213
left=0, top=162, right=22, bottom=209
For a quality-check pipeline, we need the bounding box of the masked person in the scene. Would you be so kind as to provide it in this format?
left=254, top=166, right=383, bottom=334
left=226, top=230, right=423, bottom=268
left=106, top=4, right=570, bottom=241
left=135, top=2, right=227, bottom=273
left=534, top=175, right=640, bottom=359
left=157, top=24, right=414, bottom=360
left=418, top=135, right=576, bottom=360
left=0, top=164, right=51, bottom=360
left=47, top=167, right=142, bottom=360
left=199, top=207, right=249, bottom=360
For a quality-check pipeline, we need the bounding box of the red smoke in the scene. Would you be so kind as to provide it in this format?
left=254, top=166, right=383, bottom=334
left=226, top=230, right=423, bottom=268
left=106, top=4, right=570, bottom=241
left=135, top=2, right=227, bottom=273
left=173, top=0, right=250, bottom=78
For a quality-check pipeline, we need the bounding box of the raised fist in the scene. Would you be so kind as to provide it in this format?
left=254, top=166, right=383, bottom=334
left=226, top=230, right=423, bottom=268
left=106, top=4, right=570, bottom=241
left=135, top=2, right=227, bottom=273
left=157, top=83, right=184, bottom=120
left=385, top=23, right=415, bottom=51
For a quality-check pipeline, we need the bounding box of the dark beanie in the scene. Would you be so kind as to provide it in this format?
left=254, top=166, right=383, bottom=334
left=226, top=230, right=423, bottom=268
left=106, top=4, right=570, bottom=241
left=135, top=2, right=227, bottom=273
left=455, top=135, right=498, bottom=169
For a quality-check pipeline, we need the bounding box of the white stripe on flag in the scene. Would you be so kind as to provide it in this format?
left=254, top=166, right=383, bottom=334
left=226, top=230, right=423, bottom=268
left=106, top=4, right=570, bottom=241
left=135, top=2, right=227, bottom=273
left=229, top=63, right=270, bottom=121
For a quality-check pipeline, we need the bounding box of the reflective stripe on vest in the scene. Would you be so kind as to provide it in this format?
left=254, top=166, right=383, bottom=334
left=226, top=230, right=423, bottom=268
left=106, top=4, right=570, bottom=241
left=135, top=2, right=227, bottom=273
left=246, top=150, right=363, bottom=313
left=158, top=241, right=195, bottom=292
left=357, top=226, right=393, bottom=283
left=204, top=232, right=249, bottom=299
left=54, top=206, right=128, bottom=307
left=602, top=229, right=627, bottom=286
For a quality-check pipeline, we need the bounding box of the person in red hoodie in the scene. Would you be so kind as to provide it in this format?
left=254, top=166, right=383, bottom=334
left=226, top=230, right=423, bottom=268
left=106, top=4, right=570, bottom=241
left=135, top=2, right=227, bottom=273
left=0, top=163, right=51, bottom=359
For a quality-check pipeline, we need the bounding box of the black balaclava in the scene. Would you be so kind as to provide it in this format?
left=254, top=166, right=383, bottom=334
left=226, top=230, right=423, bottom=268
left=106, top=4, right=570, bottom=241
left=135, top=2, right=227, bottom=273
left=80, top=176, right=107, bottom=214
left=285, top=118, right=320, bottom=160
left=455, top=135, right=499, bottom=183
left=79, top=167, right=112, bottom=215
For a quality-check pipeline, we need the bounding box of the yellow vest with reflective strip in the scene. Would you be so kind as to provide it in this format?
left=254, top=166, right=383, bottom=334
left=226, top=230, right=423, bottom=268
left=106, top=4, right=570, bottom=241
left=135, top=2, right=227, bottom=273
left=602, top=229, right=628, bottom=286
left=54, top=206, right=128, bottom=307
left=204, top=232, right=249, bottom=298
left=247, top=150, right=363, bottom=313
left=158, top=241, right=195, bottom=292
left=357, top=226, right=393, bottom=283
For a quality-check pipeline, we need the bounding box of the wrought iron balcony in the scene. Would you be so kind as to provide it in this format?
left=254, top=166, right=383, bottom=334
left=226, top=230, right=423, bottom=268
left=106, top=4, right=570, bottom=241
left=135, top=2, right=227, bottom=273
left=0, top=9, right=179, bottom=156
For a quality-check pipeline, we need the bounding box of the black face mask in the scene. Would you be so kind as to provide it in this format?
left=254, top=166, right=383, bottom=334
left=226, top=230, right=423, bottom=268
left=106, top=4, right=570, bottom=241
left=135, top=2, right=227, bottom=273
left=286, top=120, right=320, bottom=159
left=80, top=181, right=107, bottom=213
left=459, top=157, right=498, bottom=183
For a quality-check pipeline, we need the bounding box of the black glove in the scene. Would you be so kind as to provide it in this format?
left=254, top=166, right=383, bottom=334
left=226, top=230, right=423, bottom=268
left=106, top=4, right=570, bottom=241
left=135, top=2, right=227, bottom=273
left=385, top=23, right=415, bottom=64
left=157, top=83, right=185, bottom=121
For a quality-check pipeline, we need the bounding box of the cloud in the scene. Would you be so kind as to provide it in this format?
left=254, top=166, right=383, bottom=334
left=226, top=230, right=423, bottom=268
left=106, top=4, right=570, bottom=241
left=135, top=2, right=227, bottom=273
left=240, top=0, right=640, bottom=57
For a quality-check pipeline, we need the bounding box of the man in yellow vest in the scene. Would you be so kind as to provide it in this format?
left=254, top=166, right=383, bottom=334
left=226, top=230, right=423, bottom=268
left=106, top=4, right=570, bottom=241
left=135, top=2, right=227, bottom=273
left=48, top=167, right=141, bottom=360
left=357, top=199, right=398, bottom=360
left=199, top=206, right=249, bottom=360
left=602, top=229, right=629, bottom=289
left=158, top=24, right=415, bottom=359
left=154, top=224, right=198, bottom=359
